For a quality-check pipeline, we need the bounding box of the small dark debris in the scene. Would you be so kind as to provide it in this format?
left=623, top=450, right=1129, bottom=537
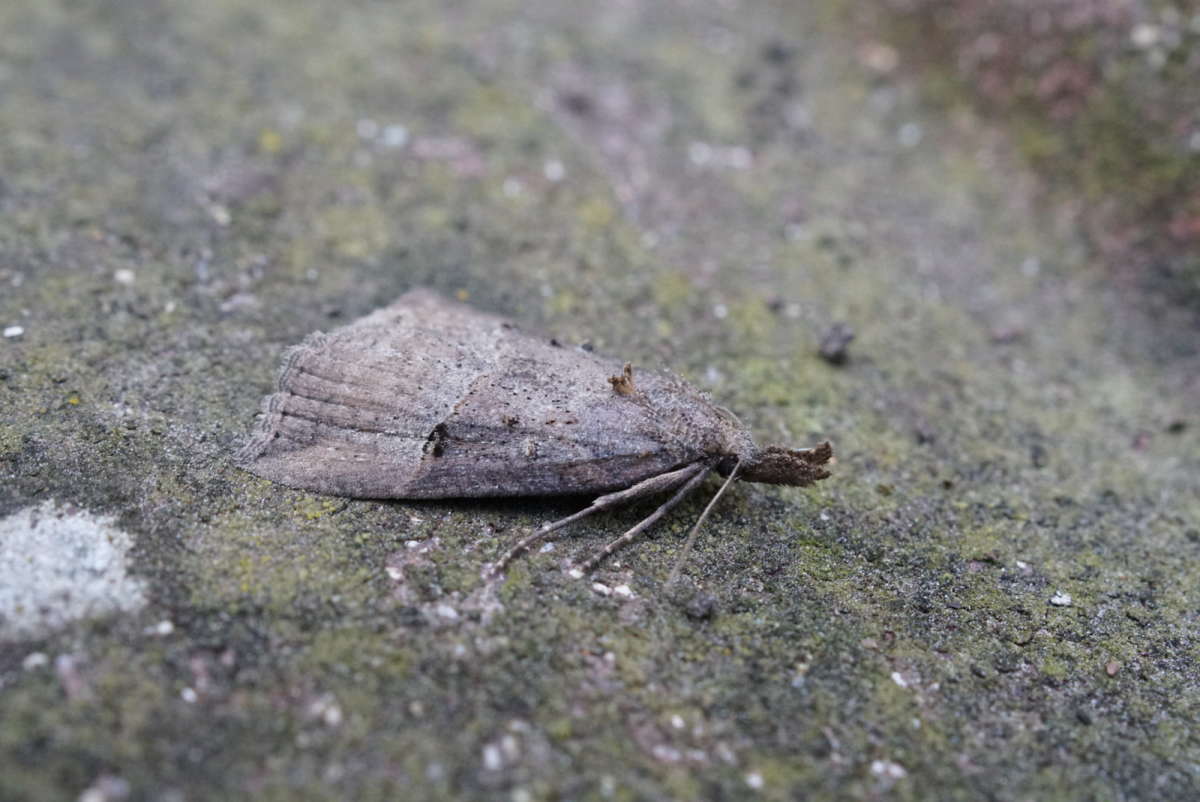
left=1076, top=709, right=1093, bottom=726
left=762, top=41, right=794, bottom=65
left=559, top=91, right=593, bottom=116
left=818, top=323, right=855, bottom=365
left=1031, top=443, right=1048, bottom=468
left=1166, top=420, right=1187, bottom=434
left=990, top=326, right=1025, bottom=345
left=549, top=338, right=562, bottom=347
left=579, top=341, right=594, bottom=352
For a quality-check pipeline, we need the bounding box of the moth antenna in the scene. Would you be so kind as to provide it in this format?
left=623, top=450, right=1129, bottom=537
left=666, top=460, right=740, bottom=587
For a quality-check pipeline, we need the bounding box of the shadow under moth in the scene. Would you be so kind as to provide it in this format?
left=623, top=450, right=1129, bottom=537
left=236, top=289, right=832, bottom=580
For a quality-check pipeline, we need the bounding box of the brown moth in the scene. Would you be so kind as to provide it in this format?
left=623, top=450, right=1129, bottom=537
left=236, top=289, right=832, bottom=577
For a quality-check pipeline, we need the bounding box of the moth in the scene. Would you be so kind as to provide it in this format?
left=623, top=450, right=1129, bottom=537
left=236, top=289, right=832, bottom=578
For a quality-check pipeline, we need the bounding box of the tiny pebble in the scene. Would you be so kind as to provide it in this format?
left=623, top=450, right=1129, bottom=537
left=613, top=584, right=634, bottom=599
left=113, top=269, right=136, bottom=285
left=381, top=124, right=409, bottom=148
left=891, top=671, right=909, bottom=689
left=434, top=604, right=460, bottom=621
left=591, top=582, right=612, bottom=596
left=543, top=159, right=565, bottom=182
left=745, top=772, right=764, bottom=790
left=1049, top=591, right=1073, bottom=607
left=145, top=620, right=174, bottom=636
left=567, top=568, right=584, bottom=579
left=1131, top=23, right=1159, bottom=48
left=871, top=759, right=907, bottom=779
left=482, top=743, right=503, bottom=771
left=22, top=652, right=49, bottom=670
left=1105, top=661, right=1120, bottom=676
left=3, top=325, right=24, bottom=338
left=181, top=687, right=198, bottom=703
left=898, top=122, right=922, bottom=148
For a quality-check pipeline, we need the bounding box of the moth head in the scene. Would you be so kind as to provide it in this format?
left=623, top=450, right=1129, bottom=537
left=736, top=442, right=833, bottom=486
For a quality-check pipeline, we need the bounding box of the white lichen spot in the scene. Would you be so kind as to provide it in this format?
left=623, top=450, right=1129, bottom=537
left=745, top=772, right=764, bottom=790
left=1050, top=591, right=1073, bottom=607
left=434, top=603, right=460, bottom=621
left=3, top=325, right=24, bottom=338
left=0, top=501, right=147, bottom=639
left=144, top=619, right=174, bottom=636
left=181, top=687, right=198, bottom=704
left=567, top=567, right=584, bottom=580
left=113, top=268, right=136, bottom=286
left=613, top=584, right=634, bottom=599
left=591, top=582, right=612, bottom=596
left=891, top=671, right=910, bottom=689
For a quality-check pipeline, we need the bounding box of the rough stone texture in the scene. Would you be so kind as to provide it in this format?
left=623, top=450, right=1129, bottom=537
left=1, top=1, right=1197, bottom=801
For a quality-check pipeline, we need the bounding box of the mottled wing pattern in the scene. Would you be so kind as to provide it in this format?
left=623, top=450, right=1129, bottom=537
left=237, top=290, right=707, bottom=498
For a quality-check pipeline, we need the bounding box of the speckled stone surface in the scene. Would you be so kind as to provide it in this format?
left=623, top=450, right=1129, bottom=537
left=1, top=1, right=1197, bottom=800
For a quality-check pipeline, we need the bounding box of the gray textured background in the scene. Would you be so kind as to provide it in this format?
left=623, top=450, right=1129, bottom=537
left=1, top=1, right=1197, bottom=800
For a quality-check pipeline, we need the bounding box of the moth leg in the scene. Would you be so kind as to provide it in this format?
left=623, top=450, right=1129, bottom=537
left=485, top=462, right=707, bottom=578
left=575, top=463, right=714, bottom=574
